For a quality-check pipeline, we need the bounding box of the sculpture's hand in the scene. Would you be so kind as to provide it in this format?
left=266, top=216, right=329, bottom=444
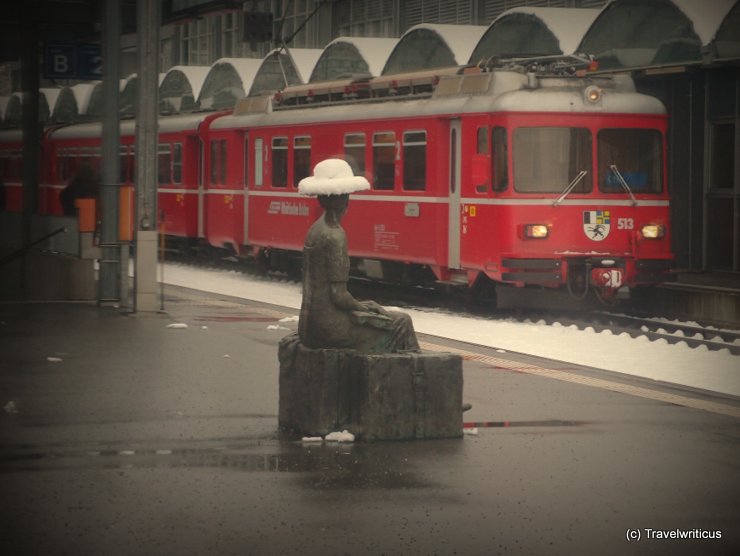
left=360, top=300, right=389, bottom=316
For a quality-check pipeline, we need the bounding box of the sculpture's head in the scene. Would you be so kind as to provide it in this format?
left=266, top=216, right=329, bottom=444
left=298, top=158, right=370, bottom=197
left=317, top=193, right=350, bottom=218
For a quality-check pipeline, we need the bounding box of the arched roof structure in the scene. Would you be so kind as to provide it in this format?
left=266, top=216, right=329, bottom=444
left=578, top=0, right=737, bottom=70
left=248, top=48, right=322, bottom=96
left=468, top=8, right=600, bottom=63
left=706, top=0, right=740, bottom=61
left=0, top=96, right=9, bottom=124
left=309, top=37, right=396, bottom=83
left=39, top=88, right=63, bottom=123
left=159, top=65, right=210, bottom=113
left=4, top=93, right=23, bottom=126
left=199, top=58, right=262, bottom=109
left=50, top=83, right=97, bottom=122
left=119, top=74, right=138, bottom=116
left=382, top=23, right=486, bottom=75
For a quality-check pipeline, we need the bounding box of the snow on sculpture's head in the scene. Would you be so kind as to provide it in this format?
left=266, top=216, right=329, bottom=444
left=298, top=158, right=370, bottom=196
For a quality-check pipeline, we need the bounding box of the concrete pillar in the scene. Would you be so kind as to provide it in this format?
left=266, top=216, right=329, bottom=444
left=134, top=0, right=160, bottom=312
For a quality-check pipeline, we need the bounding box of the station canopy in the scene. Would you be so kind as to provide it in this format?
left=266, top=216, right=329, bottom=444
left=468, top=7, right=599, bottom=63
left=248, top=48, right=322, bottom=96
left=578, top=0, right=737, bottom=70
left=710, top=0, right=740, bottom=60
left=51, top=83, right=97, bottom=122
left=119, top=74, right=138, bottom=116
left=381, top=23, right=486, bottom=75
left=0, top=96, right=8, bottom=124
left=159, top=65, right=210, bottom=113
left=3, top=93, right=23, bottom=126
left=39, top=88, right=62, bottom=123
left=198, top=58, right=262, bottom=109
left=309, top=37, right=397, bottom=82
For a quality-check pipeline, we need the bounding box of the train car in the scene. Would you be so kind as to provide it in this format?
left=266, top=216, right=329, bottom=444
left=42, top=112, right=221, bottom=244
left=209, top=57, right=672, bottom=301
left=0, top=127, right=24, bottom=212
left=3, top=55, right=672, bottom=304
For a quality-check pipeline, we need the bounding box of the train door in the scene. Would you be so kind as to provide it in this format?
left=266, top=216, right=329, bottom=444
left=197, top=138, right=205, bottom=238
left=448, top=119, right=462, bottom=268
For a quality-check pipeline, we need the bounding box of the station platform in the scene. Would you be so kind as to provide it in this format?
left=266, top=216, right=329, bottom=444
left=1, top=285, right=739, bottom=555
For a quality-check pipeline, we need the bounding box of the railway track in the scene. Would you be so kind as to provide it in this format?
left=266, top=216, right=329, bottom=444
left=177, top=258, right=740, bottom=356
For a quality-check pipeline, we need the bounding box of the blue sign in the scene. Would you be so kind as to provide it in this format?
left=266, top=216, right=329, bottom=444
left=43, top=43, right=102, bottom=80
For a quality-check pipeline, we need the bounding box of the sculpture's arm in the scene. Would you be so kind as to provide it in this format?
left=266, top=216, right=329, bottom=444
left=329, top=282, right=389, bottom=316
left=329, top=281, right=364, bottom=312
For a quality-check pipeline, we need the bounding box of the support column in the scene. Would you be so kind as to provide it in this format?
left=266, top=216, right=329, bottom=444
left=100, top=0, right=122, bottom=306
left=20, top=7, right=40, bottom=293
left=134, top=0, right=160, bottom=312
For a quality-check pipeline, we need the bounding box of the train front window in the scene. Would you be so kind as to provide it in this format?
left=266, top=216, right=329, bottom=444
left=513, top=127, right=592, bottom=194
left=598, top=129, right=662, bottom=194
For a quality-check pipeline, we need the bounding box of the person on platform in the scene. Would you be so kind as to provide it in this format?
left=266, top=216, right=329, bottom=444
left=60, top=164, right=99, bottom=216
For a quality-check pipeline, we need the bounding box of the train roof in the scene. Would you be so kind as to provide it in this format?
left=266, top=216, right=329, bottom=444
left=212, top=70, right=665, bottom=131
left=47, top=112, right=218, bottom=140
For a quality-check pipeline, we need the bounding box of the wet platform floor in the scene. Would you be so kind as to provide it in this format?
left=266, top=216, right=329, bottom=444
left=1, top=286, right=739, bottom=555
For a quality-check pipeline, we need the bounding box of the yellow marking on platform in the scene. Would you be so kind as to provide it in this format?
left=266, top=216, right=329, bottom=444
left=421, top=341, right=740, bottom=419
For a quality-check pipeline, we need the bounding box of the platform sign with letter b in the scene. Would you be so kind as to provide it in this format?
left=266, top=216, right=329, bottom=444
left=43, top=43, right=102, bottom=80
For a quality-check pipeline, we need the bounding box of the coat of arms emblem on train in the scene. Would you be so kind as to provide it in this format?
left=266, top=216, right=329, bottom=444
left=583, top=210, right=610, bottom=241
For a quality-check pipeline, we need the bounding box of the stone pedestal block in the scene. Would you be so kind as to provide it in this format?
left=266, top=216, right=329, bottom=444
left=278, top=335, right=463, bottom=441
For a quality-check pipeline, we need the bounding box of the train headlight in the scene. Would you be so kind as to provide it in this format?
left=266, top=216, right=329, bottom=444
left=584, top=85, right=602, bottom=103
left=641, top=224, right=665, bottom=239
left=524, top=224, right=549, bottom=239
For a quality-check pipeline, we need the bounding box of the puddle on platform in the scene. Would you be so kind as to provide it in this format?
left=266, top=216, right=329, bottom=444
left=193, top=314, right=279, bottom=323
left=0, top=440, right=441, bottom=490
left=464, top=419, right=588, bottom=428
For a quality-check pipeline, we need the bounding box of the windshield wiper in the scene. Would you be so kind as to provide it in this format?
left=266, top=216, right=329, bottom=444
left=609, top=164, right=638, bottom=206
left=553, top=170, right=588, bottom=206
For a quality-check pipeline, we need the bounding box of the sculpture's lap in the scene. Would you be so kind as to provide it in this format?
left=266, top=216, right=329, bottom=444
left=279, top=336, right=463, bottom=441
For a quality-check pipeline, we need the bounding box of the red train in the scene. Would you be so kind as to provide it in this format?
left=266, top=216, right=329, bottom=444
left=0, top=57, right=673, bottom=302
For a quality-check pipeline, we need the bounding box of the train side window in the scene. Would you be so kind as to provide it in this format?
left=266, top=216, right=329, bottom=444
left=254, top=138, right=263, bottom=187
left=477, top=127, right=488, bottom=154
left=243, top=137, right=249, bottom=188
left=159, top=144, right=172, bottom=184
left=128, top=147, right=136, bottom=183
left=344, top=133, right=366, bottom=176
left=119, top=147, right=128, bottom=183
left=492, top=127, right=508, bottom=191
left=173, top=143, right=183, bottom=184
left=210, top=140, right=228, bottom=185
left=219, top=140, right=227, bottom=184
left=7, top=152, right=21, bottom=181
left=294, top=136, right=311, bottom=187
left=372, top=131, right=395, bottom=190
left=272, top=136, right=288, bottom=188
left=403, top=130, right=426, bottom=191
left=58, top=150, right=70, bottom=181
left=209, top=141, right=219, bottom=184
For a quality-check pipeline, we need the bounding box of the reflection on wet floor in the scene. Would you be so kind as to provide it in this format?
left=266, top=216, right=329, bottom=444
left=193, top=314, right=279, bottom=323
left=0, top=438, right=446, bottom=490
left=0, top=422, right=586, bottom=490
left=463, top=419, right=587, bottom=428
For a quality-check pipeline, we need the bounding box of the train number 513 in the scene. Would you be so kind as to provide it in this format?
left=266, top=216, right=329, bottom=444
left=617, top=217, right=634, bottom=230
